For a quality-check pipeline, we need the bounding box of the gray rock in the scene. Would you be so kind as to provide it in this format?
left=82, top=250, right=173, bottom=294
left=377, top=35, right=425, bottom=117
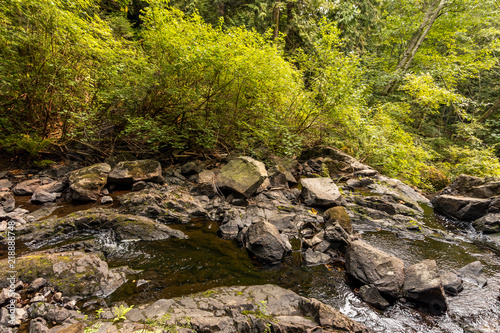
left=440, top=174, right=500, bottom=198
left=359, top=285, right=390, bottom=309
left=131, top=181, right=147, bottom=191
left=12, top=179, right=41, bottom=196
left=245, top=221, right=288, bottom=264
left=432, top=195, right=490, bottom=221
left=100, top=196, right=113, bottom=204
left=0, top=192, right=15, bottom=212
left=314, top=240, right=331, bottom=253
left=29, top=317, right=49, bottom=333
left=68, top=163, right=111, bottom=202
left=303, top=248, right=331, bottom=266
left=180, top=161, right=201, bottom=176
left=217, top=156, right=268, bottom=198
left=300, top=177, right=342, bottom=207
left=0, top=179, right=12, bottom=191
left=473, top=213, right=500, bottom=233
left=30, top=188, right=58, bottom=204
left=441, top=272, right=463, bottom=295
left=457, top=261, right=488, bottom=287
left=0, top=288, right=20, bottom=306
left=108, top=160, right=163, bottom=185
left=27, top=278, right=47, bottom=293
left=403, top=260, right=447, bottom=314
left=345, top=239, right=405, bottom=298
left=218, top=220, right=240, bottom=240
left=324, top=223, right=351, bottom=248
left=196, top=170, right=217, bottom=197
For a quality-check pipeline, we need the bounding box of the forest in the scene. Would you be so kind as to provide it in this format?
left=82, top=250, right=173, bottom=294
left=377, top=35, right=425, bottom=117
left=1, top=0, right=500, bottom=191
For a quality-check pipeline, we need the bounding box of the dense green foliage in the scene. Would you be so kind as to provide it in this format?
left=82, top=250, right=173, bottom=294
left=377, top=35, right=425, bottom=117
left=1, top=0, right=500, bottom=190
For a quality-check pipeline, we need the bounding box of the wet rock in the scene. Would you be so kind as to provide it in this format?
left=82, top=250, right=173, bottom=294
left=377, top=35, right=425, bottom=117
left=217, top=156, right=268, bottom=198
left=12, top=179, right=42, bottom=196
left=0, top=192, right=15, bottom=212
left=473, top=213, right=500, bottom=233
left=0, top=179, right=12, bottom=191
left=403, top=260, right=447, bottom=314
left=245, top=221, right=289, bottom=264
left=303, top=248, right=331, bottom=266
left=100, top=196, right=113, bottom=204
left=196, top=170, right=217, bottom=197
left=21, top=208, right=187, bottom=246
left=27, top=277, right=47, bottom=293
left=359, top=284, right=390, bottom=309
left=441, top=272, right=463, bottom=296
left=0, top=251, right=128, bottom=298
left=300, top=177, right=342, bottom=208
left=29, top=317, right=49, bottom=333
left=324, top=223, right=351, bottom=248
left=457, top=261, right=487, bottom=287
left=131, top=181, right=147, bottom=191
left=218, top=220, right=240, bottom=240
left=324, top=206, right=352, bottom=233
left=345, top=239, right=405, bottom=298
left=68, top=163, right=111, bottom=202
left=108, top=160, right=163, bottom=185
left=299, top=297, right=368, bottom=332
left=432, top=195, right=490, bottom=221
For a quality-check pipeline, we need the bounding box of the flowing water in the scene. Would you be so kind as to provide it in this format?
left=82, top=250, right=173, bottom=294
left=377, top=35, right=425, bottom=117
left=10, top=196, right=500, bottom=333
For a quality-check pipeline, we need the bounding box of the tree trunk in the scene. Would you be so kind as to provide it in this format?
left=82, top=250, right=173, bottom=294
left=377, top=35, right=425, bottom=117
left=478, top=96, right=500, bottom=123
left=273, top=0, right=281, bottom=40
left=382, top=0, right=448, bottom=95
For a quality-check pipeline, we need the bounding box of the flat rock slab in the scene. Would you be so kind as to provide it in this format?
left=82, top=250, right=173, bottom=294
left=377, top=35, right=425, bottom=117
left=108, top=160, right=163, bottom=185
left=92, top=285, right=369, bottom=333
left=432, top=194, right=490, bottom=221
left=217, top=156, right=268, bottom=198
left=345, top=239, right=405, bottom=298
left=301, top=177, right=342, bottom=207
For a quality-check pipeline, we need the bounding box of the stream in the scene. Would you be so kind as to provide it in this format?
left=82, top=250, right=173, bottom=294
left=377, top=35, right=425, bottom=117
left=9, top=193, right=500, bottom=333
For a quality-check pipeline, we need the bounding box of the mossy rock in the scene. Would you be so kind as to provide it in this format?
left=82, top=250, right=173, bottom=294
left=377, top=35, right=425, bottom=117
left=68, top=163, right=111, bottom=202
left=324, top=206, right=352, bottom=234
left=108, top=159, right=163, bottom=186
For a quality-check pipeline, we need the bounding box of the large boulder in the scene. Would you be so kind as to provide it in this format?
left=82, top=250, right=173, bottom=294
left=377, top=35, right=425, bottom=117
left=245, top=221, right=289, bottom=264
left=403, top=260, right=447, bottom=314
left=300, top=177, right=342, bottom=208
left=0, top=251, right=128, bottom=297
left=432, top=195, right=490, bottom=221
left=108, top=160, right=163, bottom=185
left=473, top=213, right=500, bottom=233
left=0, top=192, right=15, bottom=212
left=68, top=163, right=111, bottom=202
left=217, top=157, right=268, bottom=198
left=345, top=239, right=405, bottom=298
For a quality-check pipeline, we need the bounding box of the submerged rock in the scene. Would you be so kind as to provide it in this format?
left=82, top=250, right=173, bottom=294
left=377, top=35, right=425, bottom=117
left=403, top=259, right=447, bottom=314
left=68, top=163, right=111, bottom=202
left=300, top=177, right=342, bottom=208
left=217, top=156, right=268, bottom=198
left=108, top=159, right=163, bottom=186
left=345, top=239, right=405, bottom=299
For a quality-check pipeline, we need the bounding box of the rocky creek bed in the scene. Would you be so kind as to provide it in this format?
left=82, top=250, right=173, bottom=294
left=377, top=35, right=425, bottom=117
left=0, top=147, right=499, bottom=332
